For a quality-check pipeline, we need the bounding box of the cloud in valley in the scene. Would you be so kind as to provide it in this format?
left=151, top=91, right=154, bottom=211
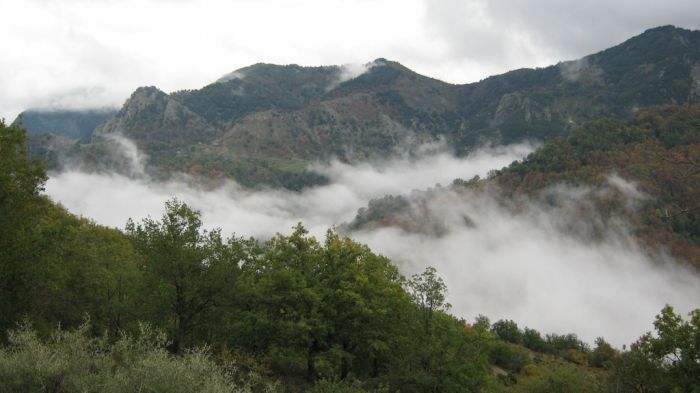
left=46, top=143, right=533, bottom=239
left=351, top=178, right=700, bottom=347
left=44, top=141, right=700, bottom=347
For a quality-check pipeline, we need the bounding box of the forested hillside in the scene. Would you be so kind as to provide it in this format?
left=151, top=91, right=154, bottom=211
left=348, top=104, right=700, bottom=269
left=20, top=26, right=700, bottom=188
left=3, top=111, right=700, bottom=391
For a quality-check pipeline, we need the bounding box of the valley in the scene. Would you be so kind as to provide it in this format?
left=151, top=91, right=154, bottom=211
left=3, top=23, right=700, bottom=393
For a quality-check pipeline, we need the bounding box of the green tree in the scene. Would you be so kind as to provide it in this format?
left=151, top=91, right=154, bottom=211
left=589, top=337, right=617, bottom=368
left=614, top=305, right=700, bottom=392
left=522, top=327, right=549, bottom=353
left=408, top=266, right=451, bottom=334
left=232, top=226, right=414, bottom=383
left=126, top=199, right=240, bottom=353
left=0, top=120, right=49, bottom=332
left=233, top=224, right=325, bottom=380
left=0, top=119, right=46, bottom=215
left=491, top=320, right=523, bottom=345
left=316, top=230, right=411, bottom=381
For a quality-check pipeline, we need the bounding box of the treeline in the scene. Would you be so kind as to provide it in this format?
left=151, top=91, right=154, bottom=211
left=1, top=119, right=699, bottom=392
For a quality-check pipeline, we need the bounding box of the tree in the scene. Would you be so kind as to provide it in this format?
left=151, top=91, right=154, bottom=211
left=0, top=120, right=49, bottom=332
left=0, top=121, right=145, bottom=335
left=472, top=315, right=491, bottom=335
left=233, top=226, right=414, bottom=383
left=491, top=319, right=523, bottom=345
left=590, top=337, right=617, bottom=368
left=522, top=327, right=549, bottom=353
left=126, top=199, right=240, bottom=353
left=613, top=305, right=700, bottom=392
left=408, top=266, right=451, bottom=334
left=0, top=119, right=46, bottom=213
left=317, top=230, right=411, bottom=381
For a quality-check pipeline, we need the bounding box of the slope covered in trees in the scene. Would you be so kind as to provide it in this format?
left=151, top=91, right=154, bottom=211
left=3, top=117, right=699, bottom=392
left=491, top=104, right=700, bottom=267
left=348, top=104, right=700, bottom=269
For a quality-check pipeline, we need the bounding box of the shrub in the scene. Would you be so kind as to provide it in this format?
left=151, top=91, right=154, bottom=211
left=0, top=322, right=271, bottom=393
left=487, top=341, right=531, bottom=374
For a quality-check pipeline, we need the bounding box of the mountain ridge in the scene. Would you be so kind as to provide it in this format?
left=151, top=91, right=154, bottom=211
left=20, top=25, right=700, bottom=188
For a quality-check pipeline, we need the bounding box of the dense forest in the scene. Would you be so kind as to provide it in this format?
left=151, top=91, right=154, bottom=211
left=2, top=117, right=700, bottom=392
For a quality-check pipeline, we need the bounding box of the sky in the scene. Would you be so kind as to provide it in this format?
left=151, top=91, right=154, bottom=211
left=2, top=0, right=700, bottom=121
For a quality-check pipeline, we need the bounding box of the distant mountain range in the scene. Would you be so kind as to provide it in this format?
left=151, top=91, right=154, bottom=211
left=17, top=25, right=700, bottom=188
left=15, top=109, right=117, bottom=140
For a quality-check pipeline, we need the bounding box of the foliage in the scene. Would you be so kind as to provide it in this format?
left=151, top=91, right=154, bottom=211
left=1, top=122, right=142, bottom=336
left=491, top=320, right=523, bottom=345
left=408, top=267, right=451, bottom=333
left=0, top=119, right=48, bottom=332
left=521, top=328, right=548, bottom=353
left=125, top=199, right=243, bottom=353
left=305, top=379, right=388, bottom=393
left=487, top=341, right=531, bottom=374
left=503, top=361, right=604, bottom=393
left=0, top=322, right=263, bottom=393
left=491, top=104, right=700, bottom=266
left=612, top=305, right=700, bottom=392
left=9, top=118, right=700, bottom=392
left=589, top=337, right=618, bottom=368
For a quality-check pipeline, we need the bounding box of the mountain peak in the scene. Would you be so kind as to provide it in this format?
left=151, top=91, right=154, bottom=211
left=622, top=24, right=699, bottom=48
left=131, top=86, right=167, bottom=97
left=643, top=24, right=692, bottom=34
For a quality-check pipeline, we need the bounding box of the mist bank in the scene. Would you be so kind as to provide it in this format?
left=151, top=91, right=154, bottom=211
left=45, top=143, right=532, bottom=239
left=349, top=179, right=700, bottom=347
left=44, top=142, right=700, bottom=347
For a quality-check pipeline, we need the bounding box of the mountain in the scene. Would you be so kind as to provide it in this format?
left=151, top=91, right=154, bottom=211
left=345, top=104, right=700, bottom=269
left=13, top=108, right=117, bottom=140
left=25, top=25, right=700, bottom=188
left=12, top=108, right=118, bottom=171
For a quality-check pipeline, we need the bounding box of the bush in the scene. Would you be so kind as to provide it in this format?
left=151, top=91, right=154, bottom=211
left=510, top=362, right=600, bottom=393
left=0, top=322, right=271, bottom=393
left=488, top=341, right=531, bottom=374
left=306, top=379, right=388, bottom=393
left=563, top=349, right=589, bottom=366
left=522, top=328, right=549, bottom=353
left=491, top=320, right=523, bottom=345
left=589, top=337, right=617, bottom=368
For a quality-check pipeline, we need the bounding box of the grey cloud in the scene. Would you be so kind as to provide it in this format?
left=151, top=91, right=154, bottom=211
left=423, top=0, right=700, bottom=70
left=216, top=71, right=246, bottom=84
left=324, top=60, right=385, bottom=92
left=559, top=57, right=604, bottom=83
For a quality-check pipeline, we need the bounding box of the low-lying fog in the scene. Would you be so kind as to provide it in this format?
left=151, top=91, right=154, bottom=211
left=45, top=142, right=700, bottom=347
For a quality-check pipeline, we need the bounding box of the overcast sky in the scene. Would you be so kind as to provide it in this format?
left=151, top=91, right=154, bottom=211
left=2, top=0, right=700, bottom=121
